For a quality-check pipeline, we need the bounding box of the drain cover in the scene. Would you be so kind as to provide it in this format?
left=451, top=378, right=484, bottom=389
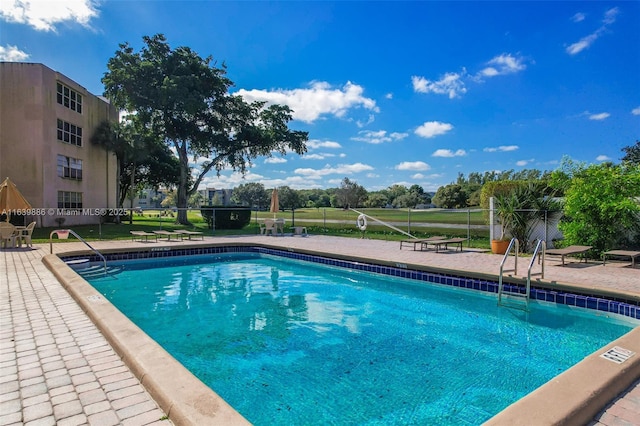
left=600, top=346, right=635, bottom=364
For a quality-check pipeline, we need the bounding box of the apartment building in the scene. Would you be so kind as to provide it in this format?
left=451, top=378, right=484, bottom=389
left=0, top=62, right=118, bottom=226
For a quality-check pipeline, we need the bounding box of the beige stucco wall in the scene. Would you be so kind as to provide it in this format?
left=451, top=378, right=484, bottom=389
left=0, top=62, right=118, bottom=226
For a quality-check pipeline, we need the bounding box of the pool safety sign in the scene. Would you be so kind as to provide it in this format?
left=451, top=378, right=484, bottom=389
left=600, top=346, right=635, bottom=364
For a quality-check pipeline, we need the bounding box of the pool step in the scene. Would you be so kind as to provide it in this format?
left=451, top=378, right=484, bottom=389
left=75, top=265, right=123, bottom=278
left=65, top=258, right=90, bottom=265
left=498, top=292, right=529, bottom=311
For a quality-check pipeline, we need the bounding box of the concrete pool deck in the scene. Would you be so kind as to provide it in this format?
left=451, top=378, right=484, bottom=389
left=1, top=234, right=639, bottom=425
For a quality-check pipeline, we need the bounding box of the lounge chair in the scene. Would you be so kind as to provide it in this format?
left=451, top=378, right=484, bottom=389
left=0, top=222, right=17, bottom=249
left=602, top=250, right=640, bottom=267
left=425, top=237, right=468, bottom=253
left=544, top=245, right=592, bottom=266
left=152, top=230, right=184, bottom=241
left=400, top=236, right=447, bottom=250
left=130, top=231, right=158, bottom=242
left=175, top=230, right=204, bottom=240
left=17, top=221, right=36, bottom=247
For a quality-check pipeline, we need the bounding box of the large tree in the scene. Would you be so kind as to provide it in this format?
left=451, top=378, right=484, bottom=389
left=231, top=182, right=269, bottom=209
left=102, top=34, right=308, bottom=224
left=91, top=119, right=180, bottom=208
left=335, top=177, right=368, bottom=209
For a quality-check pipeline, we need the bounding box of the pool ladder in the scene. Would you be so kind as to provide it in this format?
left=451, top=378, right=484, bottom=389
left=50, top=229, right=107, bottom=275
left=498, top=239, right=546, bottom=311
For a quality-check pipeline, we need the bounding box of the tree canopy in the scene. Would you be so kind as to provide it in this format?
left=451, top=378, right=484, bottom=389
left=621, top=140, right=640, bottom=165
left=102, top=34, right=308, bottom=223
left=551, top=158, right=640, bottom=252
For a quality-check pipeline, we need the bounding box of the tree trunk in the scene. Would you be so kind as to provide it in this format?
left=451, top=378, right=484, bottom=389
left=176, top=144, right=191, bottom=225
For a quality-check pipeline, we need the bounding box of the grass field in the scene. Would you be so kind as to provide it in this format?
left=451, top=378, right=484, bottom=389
left=29, top=207, right=492, bottom=249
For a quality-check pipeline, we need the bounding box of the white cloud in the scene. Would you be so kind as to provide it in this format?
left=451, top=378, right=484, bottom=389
left=0, top=44, right=29, bottom=61
left=484, top=145, right=519, bottom=152
left=411, top=72, right=467, bottom=99
left=264, top=157, right=287, bottom=164
left=237, top=81, right=378, bottom=123
left=413, top=53, right=527, bottom=99
left=0, top=0, right=99, bottom=32
left=596, top=155, right=611, bottom=162
left=411, top=173, right=425, bottom=179
left=566, top=34, right=599, bottom=55
left=432, top=149, right=466, bottom=158
left=351, top=130, right=408, bottom=144
left=602, top=7, right=618, bottom=25
left=631, top=107, right=640, bottom=115
left=479, top=54, right=526, bottom=78
left=294, top=163, right=374, bottom=179
left=571, top=12, right=586, bottom=23
left=307, top=139, right=342, bottom=150
left=589, top=112, right=610, bottom=121
left=415, top=121, right=453, bottom=138
left=566, top=7, right=618, bottom=55
left=516, top=159, right=534, bottom=166
left=356, top=114, right=375, bottom=128
left=302, top=153, right=336, bottom=160
left=385, top=93, right=393, bottom=99
left=395, top=161, right=431, bottom=171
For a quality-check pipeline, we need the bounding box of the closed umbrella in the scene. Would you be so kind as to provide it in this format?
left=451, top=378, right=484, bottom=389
left=0, top=177, right=32, bottom=221
left=270, top=188, right=279, bottom=217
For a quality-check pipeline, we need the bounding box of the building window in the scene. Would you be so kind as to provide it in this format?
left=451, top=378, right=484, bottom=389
left=57, top=155, right=83, bottom=180
left=56, top=82, right=82, bottom=113
left=57, top=119, right=83, bottom=146
left=57, top=191, right=82, bottom=209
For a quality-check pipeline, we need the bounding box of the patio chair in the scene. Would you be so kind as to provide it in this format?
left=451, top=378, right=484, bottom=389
left=17, top=221, right=36, bottom=248
left=0, top=222, right=17, bottom=249
left=602, top=250, right=640, bottom=268
left=543, top=245, right=592, bottom=266
left=262, top=219, right=278, bottom=236
left=130, top=231, right=158, bottom=242
left=399, top=236, right=446, bottom=250
left=424, top=237, right=468, bottom=253
left=153, top=230, right=184, bottom=241
left=175, top=230, right=204, bottom=240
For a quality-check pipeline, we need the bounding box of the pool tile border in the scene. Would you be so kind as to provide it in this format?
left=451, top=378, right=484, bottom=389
left=62, top=245, right=640, bottom=321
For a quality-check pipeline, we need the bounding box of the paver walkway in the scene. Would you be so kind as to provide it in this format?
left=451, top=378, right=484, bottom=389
left=1, top=235, right=638, bottom=425
left=1, top=247, right=171, bottom=426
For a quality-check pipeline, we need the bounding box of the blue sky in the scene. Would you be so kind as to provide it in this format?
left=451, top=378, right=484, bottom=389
left=1, top=1, right=639, bottom=192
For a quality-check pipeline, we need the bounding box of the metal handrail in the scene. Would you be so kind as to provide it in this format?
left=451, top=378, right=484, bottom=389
left=497, top=238, right=519, bottom=305
left=49, top=229, right=107, bottom=273
left=527, top=239, right=546, bottom=302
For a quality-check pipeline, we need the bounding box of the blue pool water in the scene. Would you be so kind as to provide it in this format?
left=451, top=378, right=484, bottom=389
left=81, top=253, right=636, bottom=425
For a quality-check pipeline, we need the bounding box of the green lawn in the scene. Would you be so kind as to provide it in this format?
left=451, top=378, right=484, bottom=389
left=255, top=207, right=486, bottom=224
left=31, top=207, right=492, bottom=249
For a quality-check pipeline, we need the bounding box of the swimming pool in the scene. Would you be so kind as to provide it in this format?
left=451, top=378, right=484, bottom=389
left=75, top=250, right=638, bottom=425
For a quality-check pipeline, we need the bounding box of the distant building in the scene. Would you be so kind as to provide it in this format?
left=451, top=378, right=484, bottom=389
left=0, top=62, right=118, bottom=226
left=201, top=187, right=233, bottom=206
left=133, top=188, right=168, bottom=209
